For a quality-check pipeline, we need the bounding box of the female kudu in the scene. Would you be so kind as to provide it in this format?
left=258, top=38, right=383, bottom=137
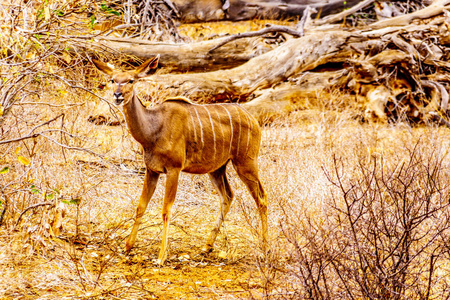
left=93, top=56, right=267, bottom=265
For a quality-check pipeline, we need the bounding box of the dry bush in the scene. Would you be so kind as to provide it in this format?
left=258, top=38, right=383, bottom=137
left=324, top=149, right=450, bottom=299
left=265, top=116, right=450, bottom=299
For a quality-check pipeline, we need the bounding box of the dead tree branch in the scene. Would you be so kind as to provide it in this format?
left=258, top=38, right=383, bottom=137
left=369, top=0, right=450, bottom=29
left=0, top=114, right=65, bottom=145
left=14, top=202, right=54, bottom=230
left=208, top=25, right=303, bottom=53
left=314, top=0, right=377, bottom=25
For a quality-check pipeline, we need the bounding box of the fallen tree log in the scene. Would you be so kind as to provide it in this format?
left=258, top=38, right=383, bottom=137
left=95, top=35, right=275, bottom=72
left=143, top=31, right=357, bottom=101
left=241, top=70, right=351, bottom=122
left=224, top=0, right=363, bottom=21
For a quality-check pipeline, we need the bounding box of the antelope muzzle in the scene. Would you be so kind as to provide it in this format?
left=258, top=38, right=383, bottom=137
left=114, top=90, right=124, bottom=105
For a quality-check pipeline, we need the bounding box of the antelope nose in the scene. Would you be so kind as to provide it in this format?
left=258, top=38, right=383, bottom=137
left=114, top=92, right=124, bottom=105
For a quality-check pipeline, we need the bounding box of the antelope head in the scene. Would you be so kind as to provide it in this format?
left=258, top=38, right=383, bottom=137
left=92, top=55, right=160, bottom=105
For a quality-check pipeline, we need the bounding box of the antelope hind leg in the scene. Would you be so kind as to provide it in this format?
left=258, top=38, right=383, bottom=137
left=126, top=170, right=160, bottom=252
left=203, top=165, right=234, bottom=253
left=234, top=160, right=268, bottom=251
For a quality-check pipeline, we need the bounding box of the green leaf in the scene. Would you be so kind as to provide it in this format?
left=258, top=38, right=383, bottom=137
left=46, top=193, right=54, bottom=200
left=53, top=9, right=64, bottom=17
left=109, top=9, right=120, bottom=16
left=36, top=9, right=44, bottom=19
left=70, top=198, right=81, bottom=204
left=31, top=185, right=40, bottom=194
left=62, top=198, right=80, bottom=205
left=100, top=3, right=120, bottom=16
left=88, top=15, right=96, bottom=29
left=0, top=166, right=9, bottom=174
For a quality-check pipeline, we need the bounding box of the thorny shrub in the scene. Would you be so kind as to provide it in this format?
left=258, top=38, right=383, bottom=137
left=278, top=143, right=450, bottom=299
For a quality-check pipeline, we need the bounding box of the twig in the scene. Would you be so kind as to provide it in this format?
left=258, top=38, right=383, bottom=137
left=208, top=25, right=303, bottom=53
left=163, top=0, right=179, bottom=17
left=0, top=195, right=7, bottom=226
left=61, top=113, right=67, bottom=163
left=14, top=201, right=54, bottom=230
left=296, top=6, right=317, bottom=35
left=39, top=134, right=105, bottom=158
left=104, top=23, right=139, bottom=36
left=19, top=102, right=85, bottom=108
left=0, top=114, right=104, bottom=158
left=369, top=0, right=450, bottom=29
left=0, top=114, right=64, bottom=145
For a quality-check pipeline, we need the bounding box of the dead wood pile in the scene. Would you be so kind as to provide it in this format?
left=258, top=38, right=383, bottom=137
left=92, top=0, right=450, bottom=125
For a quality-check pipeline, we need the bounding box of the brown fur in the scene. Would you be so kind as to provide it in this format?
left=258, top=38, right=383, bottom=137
left=163, top=96, right=192, bottom=103
left=93, top=56, right=268, bottom=265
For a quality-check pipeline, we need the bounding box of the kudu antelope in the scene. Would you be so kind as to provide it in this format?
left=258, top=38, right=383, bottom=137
left=93, top=56, right=268, bottom=265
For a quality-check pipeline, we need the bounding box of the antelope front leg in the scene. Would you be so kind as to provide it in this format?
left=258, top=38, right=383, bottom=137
left=157, top=169, right=180, bottom=265
left=126, top=170, right=160, bottom=252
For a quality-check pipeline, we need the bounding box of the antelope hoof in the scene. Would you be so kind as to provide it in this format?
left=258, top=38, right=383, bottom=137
left=156, top=254, right=167, bottom=266
left=201, top=245, right=214, bottom=253
left=125, top=240, right=134, bottom=253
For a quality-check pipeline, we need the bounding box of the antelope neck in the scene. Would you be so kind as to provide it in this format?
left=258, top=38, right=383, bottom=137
left=122, top=89, right=161, bottom=146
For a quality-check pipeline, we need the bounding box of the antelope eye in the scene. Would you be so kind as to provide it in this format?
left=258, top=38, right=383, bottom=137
left=110, top=79, right=115, bottom=84
left=128, top=79, right=134, bottom=84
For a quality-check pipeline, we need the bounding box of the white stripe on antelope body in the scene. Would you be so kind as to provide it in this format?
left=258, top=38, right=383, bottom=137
left=92, top=56, right=267, bottom=265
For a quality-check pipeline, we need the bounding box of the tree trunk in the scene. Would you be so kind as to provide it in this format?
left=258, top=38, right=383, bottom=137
left=144, top=31, right=356, bottom=101
left=96, top=36, right=274, bottom=72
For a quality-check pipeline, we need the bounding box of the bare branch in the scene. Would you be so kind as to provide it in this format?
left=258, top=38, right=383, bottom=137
left=296, top=6, right=317, bottom=35
left=39, top=134, right=105, bottom=158
left=0, top=114, right=64, bottom=145
left=208, top=25, right=303, bottom=53
left=314, top=0, right=376, bottom=26
left=19, top=102, right=86, bottom=108
left=14, top=202, right=54, bottom=230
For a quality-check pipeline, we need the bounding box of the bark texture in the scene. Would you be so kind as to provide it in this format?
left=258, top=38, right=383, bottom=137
left=96, top=36, right=274, bottom=72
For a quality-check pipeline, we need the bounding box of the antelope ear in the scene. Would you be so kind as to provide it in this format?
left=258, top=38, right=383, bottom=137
left=92, top=59, right=115, bottom=76
left=136, top=55, right=160, bottom=78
